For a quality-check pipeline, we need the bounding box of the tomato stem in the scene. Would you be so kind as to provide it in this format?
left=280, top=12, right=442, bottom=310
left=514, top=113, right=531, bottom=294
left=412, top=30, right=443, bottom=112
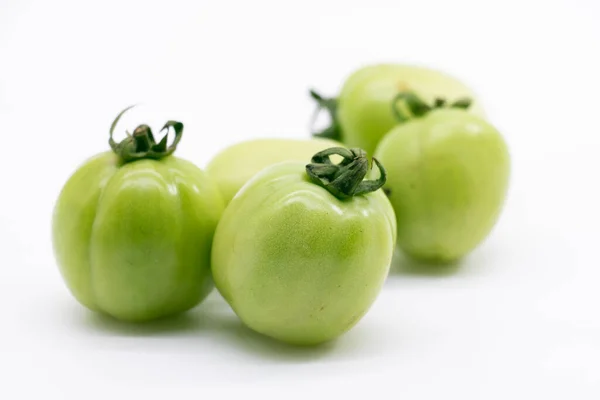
left=108, top=106, right=184, bottom=163
left=309, top=89, right=342, bottom=141
left=306, top=147, right=386, bottom=199
left=391, top=91, right=472, bottom=122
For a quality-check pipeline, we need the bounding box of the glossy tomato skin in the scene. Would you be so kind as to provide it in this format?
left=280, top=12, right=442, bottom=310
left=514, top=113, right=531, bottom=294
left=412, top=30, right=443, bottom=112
left=205, top=138, right=341, bottom=204
left=374, top=109, right=510, bottom=263
left=211, top=162, right=396, bottom=345
left=336, top=64, right=485, bottom=155
left=52, top=151, right=224, bottom=322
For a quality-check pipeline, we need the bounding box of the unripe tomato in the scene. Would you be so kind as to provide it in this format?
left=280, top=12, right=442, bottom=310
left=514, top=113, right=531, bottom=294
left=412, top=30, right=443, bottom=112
left=205, top=137, right=341, bottom=204
left=211, top=147, right=396, bottom=345
left=311, top=64, right=484, bottom=155
left=373, top=93, right=510, bottom=263
left=52, top=107, right=224, bottom=322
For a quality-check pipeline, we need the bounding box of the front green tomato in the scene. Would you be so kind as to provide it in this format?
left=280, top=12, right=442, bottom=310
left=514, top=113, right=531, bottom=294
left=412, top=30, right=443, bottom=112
left=374, top=93, right=510, bottom=263
left=211, top=148, right=396, bottom=345
left=205, top=137, right=341, bottom=205
left=52, top=108, right=224, bottom=322
left=311, top=63, right=484, bottom=155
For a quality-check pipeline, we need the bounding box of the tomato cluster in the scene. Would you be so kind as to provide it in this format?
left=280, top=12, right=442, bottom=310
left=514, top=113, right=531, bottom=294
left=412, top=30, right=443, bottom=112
left=52, top=63, right=509, bottom=345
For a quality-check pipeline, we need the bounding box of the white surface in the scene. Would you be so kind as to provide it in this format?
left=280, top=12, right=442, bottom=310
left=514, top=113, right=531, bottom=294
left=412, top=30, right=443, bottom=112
left=1, top=0, right=599, bottom=398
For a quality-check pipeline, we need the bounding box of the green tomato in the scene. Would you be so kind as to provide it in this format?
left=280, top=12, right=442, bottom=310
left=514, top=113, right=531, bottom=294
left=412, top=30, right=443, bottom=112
left=211, top=147, right=396, bottom=345
left=311, top=64, right=484, bottom=155
left=373, top=96, right=510, bottom=263
left=205, top=137, right=341, bottom=204
left=52, top=108, right=224, bottom=322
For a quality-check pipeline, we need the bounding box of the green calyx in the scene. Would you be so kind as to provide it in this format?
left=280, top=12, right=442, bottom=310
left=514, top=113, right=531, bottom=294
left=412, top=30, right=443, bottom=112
left=309, top=89, right=341, bottom=141
left=306, top=147, right=386, bottom=199
left=391, top=91, right=472, bottom=122
left=108, top=105, right=184, bottom=163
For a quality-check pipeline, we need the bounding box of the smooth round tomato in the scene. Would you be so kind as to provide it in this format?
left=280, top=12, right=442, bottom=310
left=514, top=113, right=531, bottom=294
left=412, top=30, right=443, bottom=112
left=373, top=94, right=510, bottom=263
left=311, top=64, right=485, bottom=155
left=211, top=147, right=396, bottom=345
left=205, top=137, right=341, bottom=204
left=52, top=107, right=224, bottom=322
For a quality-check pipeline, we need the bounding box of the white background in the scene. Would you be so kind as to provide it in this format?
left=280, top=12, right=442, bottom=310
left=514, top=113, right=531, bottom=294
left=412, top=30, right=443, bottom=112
left=1, top=0, right=599, bottom=398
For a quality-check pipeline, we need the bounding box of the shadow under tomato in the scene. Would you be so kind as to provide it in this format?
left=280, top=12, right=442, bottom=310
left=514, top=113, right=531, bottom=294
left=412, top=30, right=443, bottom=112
left=83, top=310, right=206, bottom=336
left=213, top=317, right=340, bottom=362
left=199, top=294, right=343, bottom=362
left=73, top=292, right=342, bottom=362
left=77, top=291, right=233, bottom=337
left=389, top=247, right=463, bottom=277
